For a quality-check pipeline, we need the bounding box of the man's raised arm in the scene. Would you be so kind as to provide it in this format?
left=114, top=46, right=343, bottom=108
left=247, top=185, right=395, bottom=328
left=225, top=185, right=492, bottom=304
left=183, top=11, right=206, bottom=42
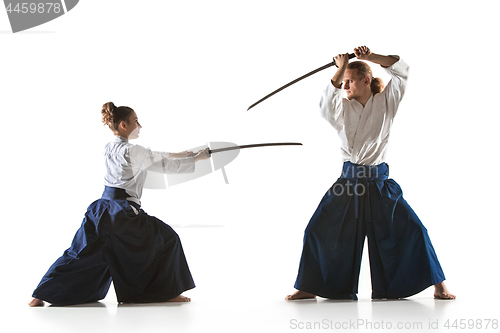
left=354, top=46, right=399, bottom=68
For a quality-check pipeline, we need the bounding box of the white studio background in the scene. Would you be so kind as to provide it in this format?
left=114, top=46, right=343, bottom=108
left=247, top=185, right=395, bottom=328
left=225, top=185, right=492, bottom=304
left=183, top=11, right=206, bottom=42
left=1, top=0, right=498, bottom=331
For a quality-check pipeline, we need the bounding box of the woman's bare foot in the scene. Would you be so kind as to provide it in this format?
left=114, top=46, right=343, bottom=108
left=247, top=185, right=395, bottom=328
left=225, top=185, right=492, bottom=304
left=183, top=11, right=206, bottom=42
left=167, top=294, right=191, bottom=302
left=28, top=298, right=44, bottom=307
left=434, top=282, right=456, bottom=299
left=285, top=290, right=317, bottom=300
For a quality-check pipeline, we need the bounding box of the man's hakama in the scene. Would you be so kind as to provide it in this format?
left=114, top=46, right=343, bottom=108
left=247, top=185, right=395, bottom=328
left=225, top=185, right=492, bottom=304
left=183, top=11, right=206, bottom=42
left=294, top=162, right=445, bottom=300
left=32, top=186, right=195, bottom=306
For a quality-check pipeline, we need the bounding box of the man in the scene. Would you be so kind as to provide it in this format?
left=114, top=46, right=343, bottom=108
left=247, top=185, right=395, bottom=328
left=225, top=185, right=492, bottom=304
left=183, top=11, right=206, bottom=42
left=286, top=46, right=455, bottom=300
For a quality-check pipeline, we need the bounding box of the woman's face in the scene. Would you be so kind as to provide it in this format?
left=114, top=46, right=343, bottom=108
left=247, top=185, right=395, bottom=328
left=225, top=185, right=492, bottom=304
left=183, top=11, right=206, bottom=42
left=126, top=111, right=142, bottom=139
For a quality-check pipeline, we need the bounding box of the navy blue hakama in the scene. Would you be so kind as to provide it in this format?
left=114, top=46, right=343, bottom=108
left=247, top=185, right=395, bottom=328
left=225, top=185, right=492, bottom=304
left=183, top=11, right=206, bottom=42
left=32, top=187, right=195, bottom=306
left=294, top=162, right=445, bottom=300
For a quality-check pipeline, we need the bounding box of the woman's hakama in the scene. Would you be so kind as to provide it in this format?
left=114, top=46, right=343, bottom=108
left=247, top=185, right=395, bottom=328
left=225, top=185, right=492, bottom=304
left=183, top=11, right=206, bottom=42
left=32, top=186, right=195, bottom=306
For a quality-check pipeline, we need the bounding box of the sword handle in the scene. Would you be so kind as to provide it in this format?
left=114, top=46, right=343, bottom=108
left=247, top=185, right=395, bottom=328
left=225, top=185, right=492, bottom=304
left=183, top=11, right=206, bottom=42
left=190, top=148, right=212, bottom=158
left=333, top=53, right=356, bottom=68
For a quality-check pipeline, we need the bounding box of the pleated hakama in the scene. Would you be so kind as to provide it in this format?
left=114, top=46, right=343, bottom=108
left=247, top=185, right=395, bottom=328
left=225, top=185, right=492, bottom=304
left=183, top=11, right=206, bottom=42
left=32, top=186, right=195, bottom=306
left=294, top=162, right=445, bottom=300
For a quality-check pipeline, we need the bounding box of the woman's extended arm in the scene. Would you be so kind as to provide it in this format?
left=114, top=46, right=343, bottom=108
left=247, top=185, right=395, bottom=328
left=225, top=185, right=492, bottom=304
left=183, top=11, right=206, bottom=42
left=169, top=151, right=194, bottom=159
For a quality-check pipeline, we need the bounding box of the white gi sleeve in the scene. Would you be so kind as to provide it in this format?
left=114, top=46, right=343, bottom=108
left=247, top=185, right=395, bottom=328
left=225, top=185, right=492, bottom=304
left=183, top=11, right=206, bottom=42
left=382, top=58, right=410, bottom=118
left=319, top=82, right=346, bottom=131
left=128, top=145, right=195, bottom=174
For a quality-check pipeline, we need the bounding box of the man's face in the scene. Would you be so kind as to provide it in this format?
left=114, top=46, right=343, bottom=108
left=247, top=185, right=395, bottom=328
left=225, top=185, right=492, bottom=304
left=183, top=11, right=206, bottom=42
left=343, top=69, right=367, bottom=100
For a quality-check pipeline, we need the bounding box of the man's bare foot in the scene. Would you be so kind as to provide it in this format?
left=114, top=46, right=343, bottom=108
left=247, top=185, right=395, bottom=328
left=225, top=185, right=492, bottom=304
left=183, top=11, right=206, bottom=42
left=28, top=298, right=44, bottom=307
left=434, top=282, right=456, bottom=299
left=285, top=290, right=317, bottom=300
left=167, top=294, right=191, bottom=302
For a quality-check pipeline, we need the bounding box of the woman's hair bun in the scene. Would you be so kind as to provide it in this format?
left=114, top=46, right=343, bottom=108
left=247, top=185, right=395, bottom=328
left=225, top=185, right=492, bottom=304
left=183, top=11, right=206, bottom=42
left=101, top=102, right=135, bottom=131
left=101, top=102, right=116, bottom=126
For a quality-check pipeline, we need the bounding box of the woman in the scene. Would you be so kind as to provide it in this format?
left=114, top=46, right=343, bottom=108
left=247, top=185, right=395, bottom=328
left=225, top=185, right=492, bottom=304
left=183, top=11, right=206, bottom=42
left=29, top=102, right=210, bottom=306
